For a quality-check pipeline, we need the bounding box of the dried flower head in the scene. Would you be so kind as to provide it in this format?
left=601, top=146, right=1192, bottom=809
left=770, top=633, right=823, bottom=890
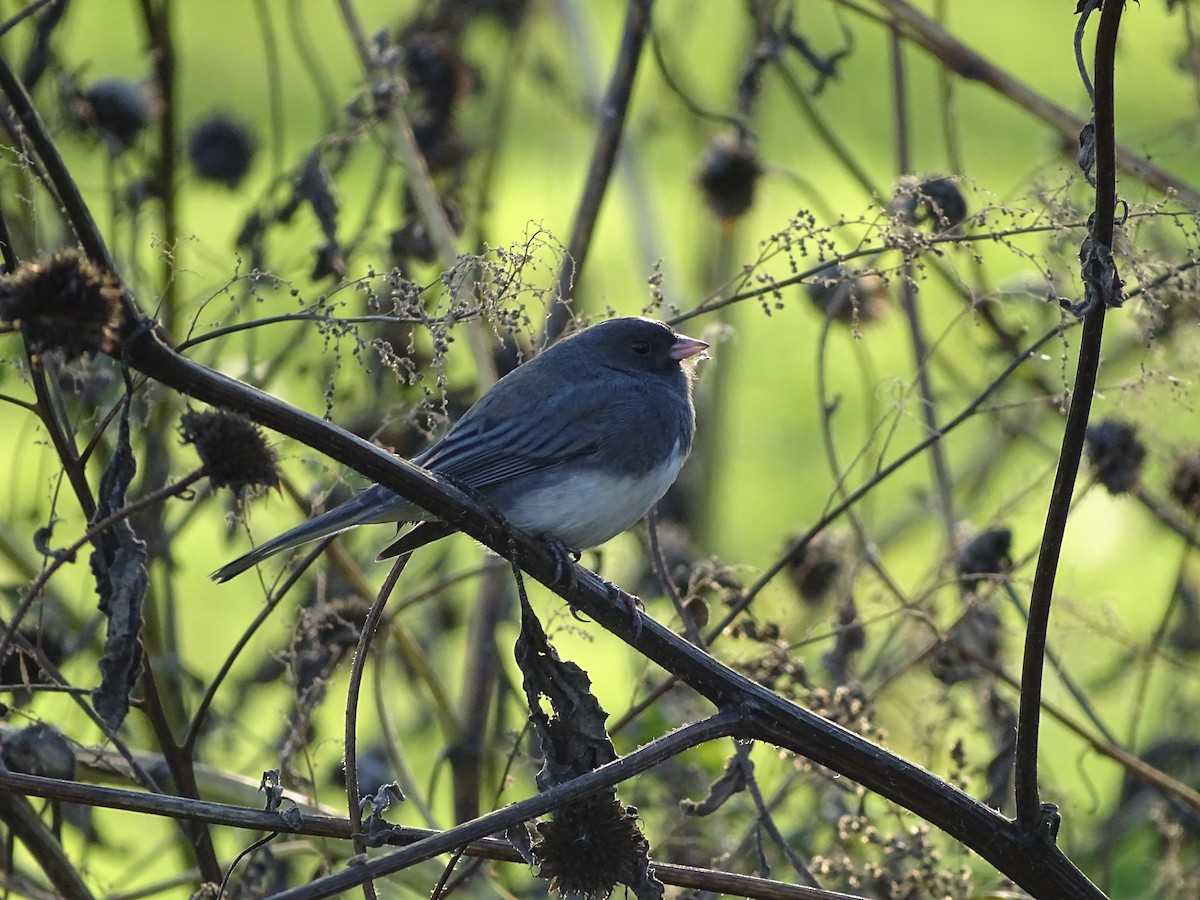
left=698, top=132, right=762, bottom=222
left=956, top=527, right=1012, bottom=592
left=806, top=264, right=889, bottom=325
left=787, top=530, right=846, bottom=605
left=533, top=795, right=650, bottom=900
left=72, top=78, right=157, bottom=154
left=1, top=723, right=76, bottom=780
left=188, top=113, right=256, bottom=188
left=0, top=250, right=125, bottom=361
left=1085, top=419, right=1147, bottom=495
left=180, top=409, right=279, bottom=496
left=1170, top=449, right=1200, bottom=518
left=892, top=176, right=967, bottom=231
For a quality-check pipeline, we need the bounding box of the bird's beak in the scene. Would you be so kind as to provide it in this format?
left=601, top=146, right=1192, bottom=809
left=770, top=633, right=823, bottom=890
left=669, top=333, right=709, bottom=361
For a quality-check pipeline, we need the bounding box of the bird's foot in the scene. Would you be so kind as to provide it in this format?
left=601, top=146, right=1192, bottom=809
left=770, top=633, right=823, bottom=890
left=540, top=534, right=582, bottom=588
left=605, top=581, right=645, bottom=640
left=539, top=536, right=644, bottom=638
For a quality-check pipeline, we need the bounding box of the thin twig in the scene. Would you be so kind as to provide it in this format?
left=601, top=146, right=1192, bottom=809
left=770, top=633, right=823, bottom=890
left=0, top=469, right=205, bottom=667
left=183, top=538, right=332, bottom=753
left=869, top=0, right=1200, bottom=207
left=0, top=778, right=94, bottom=900
left=265, top=711, right=744, bottom=900
left=0, top=0, right=56, bottom=40
left=0, top=767, right=850, bottom=900
left=343, top=554, right=410, bottom=900
left=139, top=662, right=223, bottom=882
left=889, top=21, right=959, bottom=557
left=333, top=0, right=496, bottom=386
left=547, top=0, right=654, bottom=340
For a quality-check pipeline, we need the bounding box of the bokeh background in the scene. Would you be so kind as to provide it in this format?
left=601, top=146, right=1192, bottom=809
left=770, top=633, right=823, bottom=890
left=2, top=1, right=1200, bottom=897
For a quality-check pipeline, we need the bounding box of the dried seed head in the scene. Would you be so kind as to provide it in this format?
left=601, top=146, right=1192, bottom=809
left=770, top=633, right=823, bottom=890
left=0, top=250, right=125, bottom=361
left=956, top=527, right=1012, bottom=592
left=806, top=264, right=889, bottom=326
left=188, top=113, right=256, bottom=188
left=533, top=795, right=649, bottom=900
left=787, top=531, right=846, bottom=605
left=75, top=78, right=156, bottom=154
left=2, top=723, right=76, bottom=780
left=698, top=132, right=762, bottom=222
left=892, top=176, right=967, bottom=230
left=1170, top=449, right=1200, bottom=518
left=1085, top=419, right=1147, bottom=495
left=180, top=409, right=279, bottom=497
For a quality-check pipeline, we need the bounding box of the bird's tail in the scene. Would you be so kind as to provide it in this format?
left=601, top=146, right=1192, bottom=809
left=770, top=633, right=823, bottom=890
left=211, top=485, right=414, bottom=582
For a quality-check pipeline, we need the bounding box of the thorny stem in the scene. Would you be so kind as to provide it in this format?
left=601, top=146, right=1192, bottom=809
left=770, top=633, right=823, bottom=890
left=1015, top=0, right=1123, bottom=833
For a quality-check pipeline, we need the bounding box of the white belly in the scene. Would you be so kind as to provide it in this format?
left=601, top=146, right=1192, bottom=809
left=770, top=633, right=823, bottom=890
left=506, top=444, right=685, bottom=549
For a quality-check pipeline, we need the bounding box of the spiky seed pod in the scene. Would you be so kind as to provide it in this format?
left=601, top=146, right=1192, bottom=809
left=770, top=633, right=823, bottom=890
left=180, top=409, right=279, bottom=497
left=1170, top=449, right=1200, bottom=517
left=787, top=531, right=846, bottom=605
left=532, top=796, right=650, bottom=900
left=698, top=133, right=762, bottom=223
left=1085, top=419, right=1147, bottom=495
left=892, top=176, right=967, bottom=230
left=188, top=114, right=257, bottom=188
left=0, top=250, right=125, bottom=362
left=956, top=527, right=1012, bottom=592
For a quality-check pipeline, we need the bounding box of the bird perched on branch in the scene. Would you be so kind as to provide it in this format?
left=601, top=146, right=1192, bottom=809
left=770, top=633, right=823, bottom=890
left=212, top=316, right=707, bottom=582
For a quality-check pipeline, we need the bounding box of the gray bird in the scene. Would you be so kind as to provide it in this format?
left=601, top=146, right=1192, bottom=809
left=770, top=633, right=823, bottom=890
left=212, top=317, right=707, bottom=582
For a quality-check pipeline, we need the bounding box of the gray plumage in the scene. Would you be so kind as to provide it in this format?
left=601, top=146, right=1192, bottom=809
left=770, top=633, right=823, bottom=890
left=212, top=317, right=706, bottom=582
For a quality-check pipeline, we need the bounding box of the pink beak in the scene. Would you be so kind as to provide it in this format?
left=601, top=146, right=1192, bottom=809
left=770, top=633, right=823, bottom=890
left=669, top=333, right=708, bottom=361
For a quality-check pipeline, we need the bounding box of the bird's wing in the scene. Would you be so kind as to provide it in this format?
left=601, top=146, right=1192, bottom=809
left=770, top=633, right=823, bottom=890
left=413, top=374, right=616, bottom=487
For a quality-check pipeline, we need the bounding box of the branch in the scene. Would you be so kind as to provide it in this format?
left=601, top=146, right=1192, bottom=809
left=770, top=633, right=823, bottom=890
left=1015, top=0, right=1123, bottom=834
left=873, top=0, right=1200, bottom=206
left=548, top=0, right=654, bottom=339
left=0, top=771, right=94, bottom=900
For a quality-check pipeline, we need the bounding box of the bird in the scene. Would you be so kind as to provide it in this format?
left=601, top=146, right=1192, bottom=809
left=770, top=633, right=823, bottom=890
left=212, top=316, right=707, bottom=582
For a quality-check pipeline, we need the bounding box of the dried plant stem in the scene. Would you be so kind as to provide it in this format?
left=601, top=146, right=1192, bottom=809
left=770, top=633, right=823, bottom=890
left=1015, top=0, right=1123, bottom=833
left=548, top=0, right=654, bottom=339
left=343, top=554, right=410, bottom=900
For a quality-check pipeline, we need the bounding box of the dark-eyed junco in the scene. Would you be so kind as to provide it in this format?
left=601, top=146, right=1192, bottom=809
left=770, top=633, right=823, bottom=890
left=212, top=317, right=707, bottom=582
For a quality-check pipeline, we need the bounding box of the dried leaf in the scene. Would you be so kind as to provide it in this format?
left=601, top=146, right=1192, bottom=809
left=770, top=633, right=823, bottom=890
left=680, top=751, right=749, bottom=816
left=89, top=406, right=147, bottom=731
left=514, top=603, right=616, bottom=790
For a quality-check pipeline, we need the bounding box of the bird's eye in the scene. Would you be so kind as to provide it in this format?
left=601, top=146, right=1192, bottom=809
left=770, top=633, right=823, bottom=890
left=631, top=340, right=651, bottom=355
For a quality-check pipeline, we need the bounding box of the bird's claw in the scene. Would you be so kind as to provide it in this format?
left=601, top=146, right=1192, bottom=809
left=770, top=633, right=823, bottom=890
left=540, top=535, right=582, bottom=587
left=605, top=581, right=644, bottom=640
left=539, top=536, right=644, bottom=639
